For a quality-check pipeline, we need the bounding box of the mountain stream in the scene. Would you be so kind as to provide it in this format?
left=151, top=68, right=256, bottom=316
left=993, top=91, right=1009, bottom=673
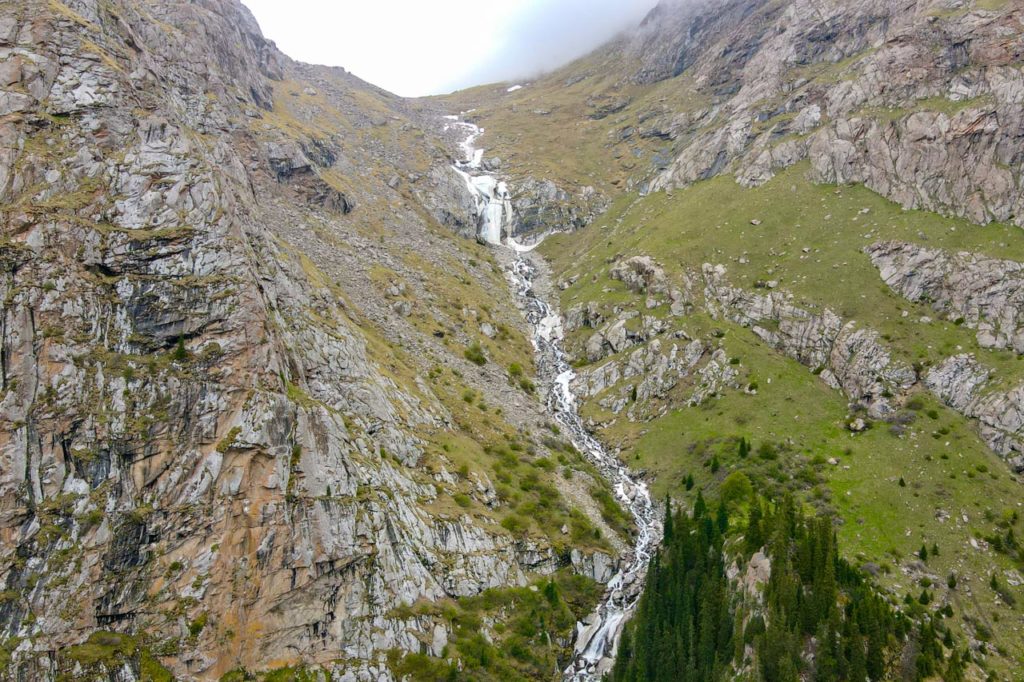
left=444, top=113, right=662, bottom=680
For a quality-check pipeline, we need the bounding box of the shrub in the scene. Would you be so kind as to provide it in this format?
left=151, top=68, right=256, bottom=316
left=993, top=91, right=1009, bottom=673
left=720, top=471, right=753, bottom=506
left=188, top=613, right=208, bottom=638
left=464, top=342, right=487, bottom=366
left=172, top=337, right=189, bottom=362
left=501, top=514, right=529, bottom=535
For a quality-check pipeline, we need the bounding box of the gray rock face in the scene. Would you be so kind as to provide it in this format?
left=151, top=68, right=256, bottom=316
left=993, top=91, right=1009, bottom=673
left=416, top=165, right=478, bottom=239
left=0, top=2, right=616, bottom=679
left=610, top=256, right=668, bottom=295
left=927, top=355, right=1024, bottom=470
left=576, top=337, right=707, bottom=405
left=703, top=264, right=915, bottom=417
left=564, top=301, right=604, bottom=332
left=584, top=312, right=670, bottom=363
left=868, top=241, right=1024, bottom=353
left=808, top=105, right=1024, bottom=226
left=641, top=0, right=1024, bottom=229
left=511, top=176, right=607, bottom=236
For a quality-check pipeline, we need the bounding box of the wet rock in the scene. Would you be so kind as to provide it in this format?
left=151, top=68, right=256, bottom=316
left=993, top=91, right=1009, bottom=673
left=511, top=177, right=606, bottom=236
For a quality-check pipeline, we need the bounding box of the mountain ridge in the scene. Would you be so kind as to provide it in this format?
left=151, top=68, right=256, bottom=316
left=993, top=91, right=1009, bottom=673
left=1, top=0, right=1024, bottom=679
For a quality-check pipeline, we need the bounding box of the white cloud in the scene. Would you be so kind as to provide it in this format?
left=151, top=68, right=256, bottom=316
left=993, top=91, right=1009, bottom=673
left=242, top=0, right=657, bottom=97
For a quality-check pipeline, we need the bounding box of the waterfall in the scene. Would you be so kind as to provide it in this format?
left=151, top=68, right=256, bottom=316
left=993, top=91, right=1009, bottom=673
left=445, top=113, right=663, bottom=680
left=445, top=114, right=513, bottom=245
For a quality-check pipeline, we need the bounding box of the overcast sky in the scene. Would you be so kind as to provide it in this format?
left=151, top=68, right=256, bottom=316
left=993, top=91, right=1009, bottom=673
left=242, top=0, right=658, bottom=97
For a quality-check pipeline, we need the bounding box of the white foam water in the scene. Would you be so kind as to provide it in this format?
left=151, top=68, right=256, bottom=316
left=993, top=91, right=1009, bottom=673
left=446, top=114, right=663, bottom=680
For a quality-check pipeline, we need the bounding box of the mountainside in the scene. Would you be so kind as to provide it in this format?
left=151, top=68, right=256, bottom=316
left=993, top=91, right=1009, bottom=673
left=2, top=0, right=1024, bottom=680
left=441, top=0, right=1024, bottom=678
left=0, top=1, right=625, bottom=679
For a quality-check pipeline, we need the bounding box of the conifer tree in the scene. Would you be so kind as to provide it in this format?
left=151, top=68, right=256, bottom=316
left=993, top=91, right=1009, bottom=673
left=694, top=490, right=707, bottom=518
left=944, top=647, right=966, bottom=682
left=664, top=496, right=674, bottom=543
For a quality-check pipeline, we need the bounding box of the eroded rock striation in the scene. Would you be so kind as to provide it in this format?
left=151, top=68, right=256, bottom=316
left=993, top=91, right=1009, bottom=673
left=0, top=1, right=618, bottom=679
left=868, top=240, right=1024, bottom=353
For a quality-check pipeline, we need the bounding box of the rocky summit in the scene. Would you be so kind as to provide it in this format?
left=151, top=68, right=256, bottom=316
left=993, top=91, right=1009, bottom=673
left=1, top=0, right=1024, bottom=680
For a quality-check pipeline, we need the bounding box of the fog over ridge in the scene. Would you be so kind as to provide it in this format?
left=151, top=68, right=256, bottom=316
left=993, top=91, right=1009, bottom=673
left=242, top=0, right=660, bottom=96
left=442, top=0, right=660, bottom=93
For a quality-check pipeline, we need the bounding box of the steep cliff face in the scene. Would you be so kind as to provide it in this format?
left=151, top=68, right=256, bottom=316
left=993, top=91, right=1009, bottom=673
left=634, top=0, right=1024, bottom=229
left=0, top=1, right=621, bottom=679
left=7, top=0, right=1024, bottom=677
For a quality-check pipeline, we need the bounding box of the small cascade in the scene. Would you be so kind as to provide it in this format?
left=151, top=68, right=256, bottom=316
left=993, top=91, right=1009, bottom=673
left=444, top=114, right=514, bottom=245
left=446, top=114, right=663, bottom=680
left=507, top=257, right=661, bottom=681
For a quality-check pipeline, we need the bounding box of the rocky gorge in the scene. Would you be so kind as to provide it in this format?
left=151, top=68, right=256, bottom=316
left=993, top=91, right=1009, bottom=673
left=0, top=1, right=627, bottom=679
left=3, top=0, right=1024, bottom=679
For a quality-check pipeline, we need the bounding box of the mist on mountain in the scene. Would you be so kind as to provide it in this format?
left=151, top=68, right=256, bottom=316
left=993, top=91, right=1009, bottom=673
left=440, top=0, right=659, bottom=92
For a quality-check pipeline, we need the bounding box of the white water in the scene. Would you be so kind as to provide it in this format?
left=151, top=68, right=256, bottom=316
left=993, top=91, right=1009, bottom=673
left=446, top=115, right=663, bottom=680
left=444, top=114, right=514, bottom=245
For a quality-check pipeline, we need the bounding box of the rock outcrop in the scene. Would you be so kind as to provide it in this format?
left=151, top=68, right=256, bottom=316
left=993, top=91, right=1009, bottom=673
left=868, top=241, right=1024, bottom=353
left=641, top=0, right=1024, bottom=229
left=512, top=177, right=607, bottom=236
left=610, top=256, right=668, bottom=295
left=926, top=355, right=1024, bottom=470
left=703, top=264, right=915, bottom=417
left=0, top=2, right=617, bottom=679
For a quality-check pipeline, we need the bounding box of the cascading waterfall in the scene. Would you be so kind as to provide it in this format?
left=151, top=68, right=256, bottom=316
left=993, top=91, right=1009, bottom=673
left=509, top=257, right=661, bottom=680
left=444, top=114, right=514, bottom=245
left=445, top=114, right=663, bottom=680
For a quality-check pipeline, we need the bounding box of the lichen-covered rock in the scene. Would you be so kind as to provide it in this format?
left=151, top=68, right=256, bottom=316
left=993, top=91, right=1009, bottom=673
left=0, top=2, right=615, bottom=679
left=868, top=241, right=1024, bottom=353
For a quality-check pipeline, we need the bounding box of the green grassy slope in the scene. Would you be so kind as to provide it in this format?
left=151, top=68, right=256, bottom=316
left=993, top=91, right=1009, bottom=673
left=537, top=169, right=1024, bottom=675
